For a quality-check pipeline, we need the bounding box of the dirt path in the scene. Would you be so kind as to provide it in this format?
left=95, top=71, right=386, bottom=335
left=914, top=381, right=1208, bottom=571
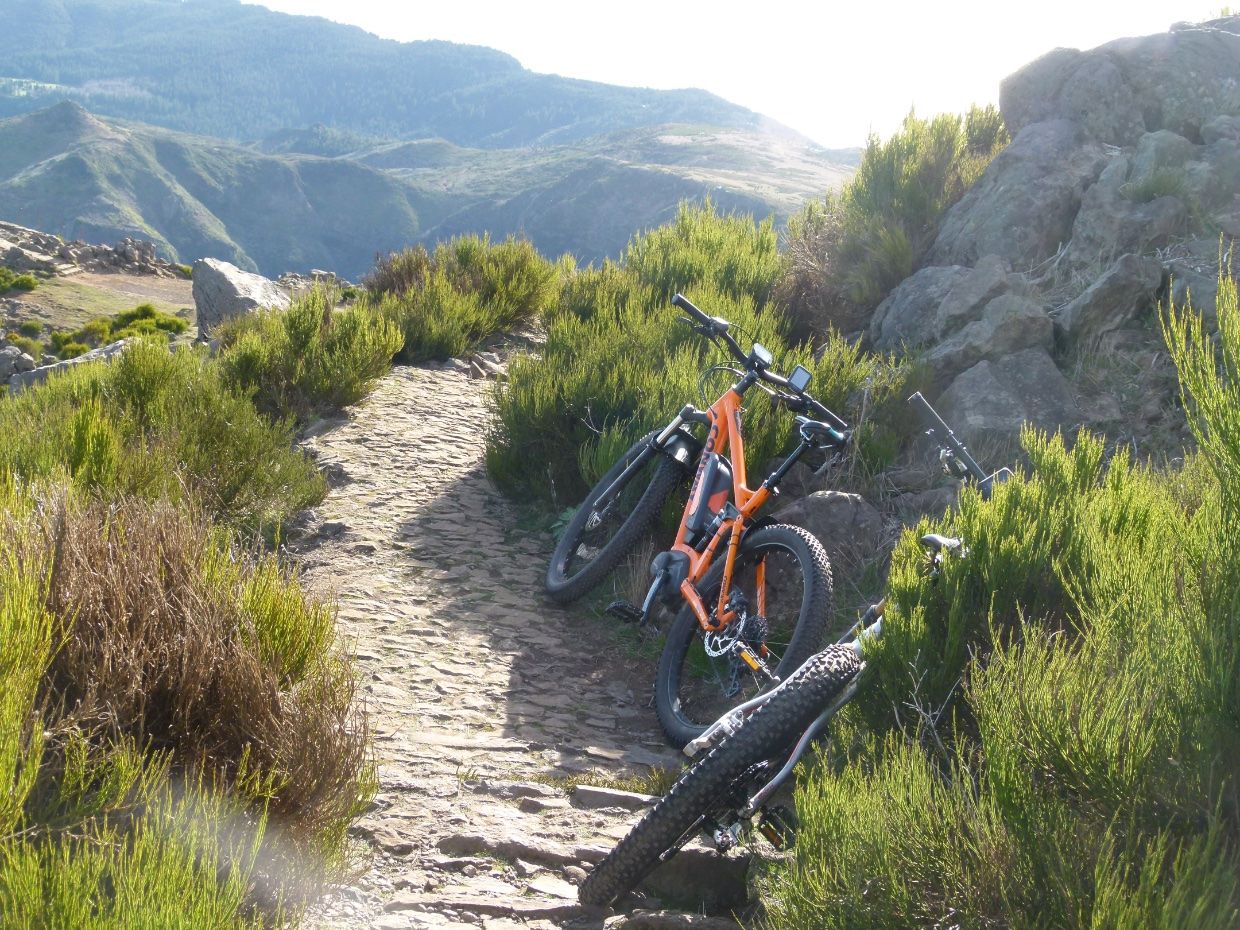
left=297, top=366, right=730, bottom=930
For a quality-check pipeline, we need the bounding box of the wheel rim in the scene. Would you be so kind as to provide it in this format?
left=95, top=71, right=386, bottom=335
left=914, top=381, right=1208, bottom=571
left=670, top=539, right=810, bottom=730
left=558, top=446, right=663, bottom=583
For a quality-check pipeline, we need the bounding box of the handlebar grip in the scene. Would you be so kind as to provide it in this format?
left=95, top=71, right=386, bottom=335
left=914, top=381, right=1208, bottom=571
left=672, top=293, right=710, bottom=324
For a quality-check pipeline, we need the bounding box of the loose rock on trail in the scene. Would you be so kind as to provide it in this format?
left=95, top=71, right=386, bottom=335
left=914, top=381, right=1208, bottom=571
left=298, top=366, right=743, bottom=930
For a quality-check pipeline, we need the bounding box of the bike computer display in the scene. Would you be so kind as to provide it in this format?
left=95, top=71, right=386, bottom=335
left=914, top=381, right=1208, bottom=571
left=788, top=365, right=812, bottom=394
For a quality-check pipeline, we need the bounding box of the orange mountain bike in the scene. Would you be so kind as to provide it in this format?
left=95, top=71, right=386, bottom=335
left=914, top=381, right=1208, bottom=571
left=546, top=293, right=852, bottom=747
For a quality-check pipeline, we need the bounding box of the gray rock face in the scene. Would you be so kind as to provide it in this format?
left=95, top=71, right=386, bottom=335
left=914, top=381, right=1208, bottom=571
left=869, top=265, right=968, bottom=350
left=8, top=339, right=131, bottom=394
left=936, top=348, right=1083, bottom=446
left=1002, top=49, right=1146, bottom=147
left=1061, top=155, right=1189, bottom=269
left=774, top=491, right=883, bottom=574
left=191, top=258, right=289, bottom=335
left=1000, top=19, right=1240, bottom=146
left=926, top=120, right=1108, bottom=270
left=933, top=255, right=1024, bottom=340
left=924, top=293, right=1052, bottom=387
left=1055, top=253, right=1164, bottom=347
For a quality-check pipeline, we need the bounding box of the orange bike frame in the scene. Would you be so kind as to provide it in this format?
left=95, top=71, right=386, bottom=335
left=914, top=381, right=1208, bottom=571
left=670, top=386, right=775, bottom=634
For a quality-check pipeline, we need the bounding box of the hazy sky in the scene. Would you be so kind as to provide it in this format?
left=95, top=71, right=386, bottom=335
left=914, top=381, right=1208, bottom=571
left=254, top=1, right=1221, bottom=147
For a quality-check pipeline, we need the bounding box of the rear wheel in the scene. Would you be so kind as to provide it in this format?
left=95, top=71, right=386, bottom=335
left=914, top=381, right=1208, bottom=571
left=655, top=524, right=832, bottom=748
left=579, top=645, right=862, bottom=909
left=546, top=431, right=688, bottom=605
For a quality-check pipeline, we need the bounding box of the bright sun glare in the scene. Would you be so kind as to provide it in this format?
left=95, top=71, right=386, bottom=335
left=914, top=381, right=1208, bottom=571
left=259, top=1, right=1220, bottom=148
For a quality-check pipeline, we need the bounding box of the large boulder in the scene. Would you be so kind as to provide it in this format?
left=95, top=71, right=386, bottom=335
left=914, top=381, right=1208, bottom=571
left=936, top=348, right=1083, bottom=447
left=774, top=491, right=883, bottom=576
left=1054, top=253, right=1164, bottom=347
left=9, top=339, right=131, bottom=394
left=192, top=258, right=289, bottom=335
left=869, top=265, right=968, bottom=350
left=926, top=120, right=1108, bottom=270
left=1001, top=48, right=1145, bottom=147
left=923, top=293, right=1052, bottom=387
left=1000, top=19, right=1240, bottom=146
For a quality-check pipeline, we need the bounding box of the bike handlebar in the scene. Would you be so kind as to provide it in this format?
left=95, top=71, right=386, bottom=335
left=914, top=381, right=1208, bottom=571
left=672, top=293, right=849, bottom=432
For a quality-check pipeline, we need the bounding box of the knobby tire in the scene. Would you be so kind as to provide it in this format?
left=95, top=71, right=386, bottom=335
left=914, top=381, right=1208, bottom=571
left=579, top=645, right=863, bottom=908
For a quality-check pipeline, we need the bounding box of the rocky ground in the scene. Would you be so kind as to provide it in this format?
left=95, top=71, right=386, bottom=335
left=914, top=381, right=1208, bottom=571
left=296, top=366, right=748, bottom=930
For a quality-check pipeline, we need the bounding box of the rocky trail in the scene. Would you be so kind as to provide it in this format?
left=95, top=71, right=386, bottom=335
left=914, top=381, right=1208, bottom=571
left=297, top=366, right=747, bottom=930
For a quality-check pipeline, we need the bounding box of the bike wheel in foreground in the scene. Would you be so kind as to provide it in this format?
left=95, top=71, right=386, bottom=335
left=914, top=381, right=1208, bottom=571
left=546, top=431, right=687, bottom=605
left=579, top=645, right=862, bottom=909
left=655, top=523, right=833, bottom=749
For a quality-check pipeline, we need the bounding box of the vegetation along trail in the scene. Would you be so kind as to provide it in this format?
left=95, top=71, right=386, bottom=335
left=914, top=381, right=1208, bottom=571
left=300, top=365, right=702, bottom=930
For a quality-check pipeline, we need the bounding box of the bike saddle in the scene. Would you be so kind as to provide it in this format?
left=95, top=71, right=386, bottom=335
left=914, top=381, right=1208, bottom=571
left=919, top=533, right=961, bottom=552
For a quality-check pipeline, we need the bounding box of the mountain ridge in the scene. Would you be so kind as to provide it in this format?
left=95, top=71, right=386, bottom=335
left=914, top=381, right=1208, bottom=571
left=0, top=0, right=784, bottom=148
left=0, top=102, right=856, bottom=277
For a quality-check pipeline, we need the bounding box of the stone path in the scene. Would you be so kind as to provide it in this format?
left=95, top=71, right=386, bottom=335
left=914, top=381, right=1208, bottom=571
left=297, top=367, right=741, bottom=930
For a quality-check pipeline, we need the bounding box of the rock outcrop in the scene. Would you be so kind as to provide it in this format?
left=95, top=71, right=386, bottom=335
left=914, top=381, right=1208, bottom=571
left=864, top=17, right=1240, bottom=446
left=8, top=339, right=131, bottom=394
left=0, top=221, right=186, bottom=278
left=191, top=258, right=290, bottom=335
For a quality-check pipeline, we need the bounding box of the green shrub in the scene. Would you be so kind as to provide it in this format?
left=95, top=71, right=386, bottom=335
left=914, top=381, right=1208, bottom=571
left=16, top=321, right=41, bottom=339
left=50, top=303, right=191, bottom=355
left=622, top=198, right=781, bottom=305
left=776, top=105, right=1008, bottom=340
left=760, top=274, right=1240, bottom=929
left=216, top=285, right=401, bottom=421
left=487, top=204, right=909, bottom=507
left=57, top=341, right=90, bottom=359
left=0, top=340, right=325, bottom=535
left=0, top=266, right=37, bottom=294
left=4, top=333, right=43, bottom=359
left=367, top=234, right=559, bottom=362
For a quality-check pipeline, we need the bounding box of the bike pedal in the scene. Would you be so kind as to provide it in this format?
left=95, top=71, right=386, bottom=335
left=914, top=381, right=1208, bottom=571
left=605, top=600, right=644, bottom=624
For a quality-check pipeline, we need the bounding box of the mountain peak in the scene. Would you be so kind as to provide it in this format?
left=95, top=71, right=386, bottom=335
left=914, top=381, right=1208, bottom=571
left=25, top=99, right=112, bottom=137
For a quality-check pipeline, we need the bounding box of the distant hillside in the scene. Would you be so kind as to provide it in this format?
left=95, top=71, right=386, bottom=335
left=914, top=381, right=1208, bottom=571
left=0, top=103, right=855, bottom=277
left=0, top=102, right=424, bottom=278
left=374, top=126, right=858, bottom=259
left=0, top=0, right=772, bottom=147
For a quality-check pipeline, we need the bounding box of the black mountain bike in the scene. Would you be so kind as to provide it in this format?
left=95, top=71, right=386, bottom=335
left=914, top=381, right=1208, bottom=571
left=578, top=392, right=1012, bottom=908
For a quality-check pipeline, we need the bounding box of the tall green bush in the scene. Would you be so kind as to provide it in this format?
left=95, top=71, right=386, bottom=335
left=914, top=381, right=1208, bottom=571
left=487, top=202, right=907, bottom=507
left=368, top=234, right=559, bottom=362
left=0, top=339, right=324, bottom=534
left=486, top=203, right=912, bottom=510
left=776, top=105, right=1008, bottom=339
left=216, top=285, right=401, bottom=421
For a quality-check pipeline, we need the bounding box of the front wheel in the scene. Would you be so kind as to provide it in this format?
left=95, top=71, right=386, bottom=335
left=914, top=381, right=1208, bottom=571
left=546, top=431, right=688, bottom=605
left=655, top=524, right=832, bottom=748
left=579, top=645, right=863, bottom=909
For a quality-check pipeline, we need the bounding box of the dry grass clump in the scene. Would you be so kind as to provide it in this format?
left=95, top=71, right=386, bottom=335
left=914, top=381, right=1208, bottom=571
left=33, top=494, right=372, bottom=867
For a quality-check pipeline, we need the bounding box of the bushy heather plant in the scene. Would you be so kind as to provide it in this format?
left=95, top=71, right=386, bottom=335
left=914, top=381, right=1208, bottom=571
left=0, top=339, right=324, bottom=534
left=0, top=484, right=373, bottom=927
left=367, top=234, right=559, bottom=362
left=776, top=105, right=1008, bottom=340
left=488, top=202, right=910, bottom=507
left=0, top=266, right=38, bottom=294
left=216, top=285, right=401, bottom=420
left=760, top=276, right=1240, bottom=929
